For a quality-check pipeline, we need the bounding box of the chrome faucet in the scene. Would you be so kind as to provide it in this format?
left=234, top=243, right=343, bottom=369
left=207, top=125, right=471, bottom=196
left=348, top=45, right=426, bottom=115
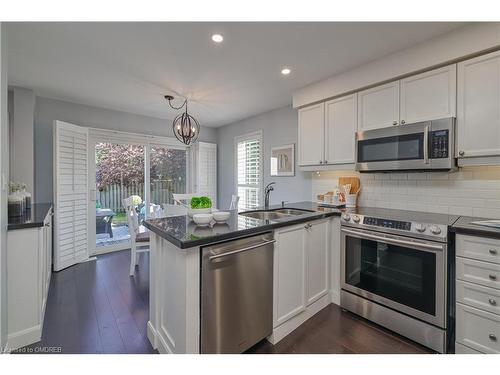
left=264, top=182, right=276, bottom=209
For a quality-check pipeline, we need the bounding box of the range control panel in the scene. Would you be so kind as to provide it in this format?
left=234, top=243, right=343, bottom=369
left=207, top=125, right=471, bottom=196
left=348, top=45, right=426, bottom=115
left=430, top=129, right=449, bottom=159
left=362, top=217, right=411, bottom=231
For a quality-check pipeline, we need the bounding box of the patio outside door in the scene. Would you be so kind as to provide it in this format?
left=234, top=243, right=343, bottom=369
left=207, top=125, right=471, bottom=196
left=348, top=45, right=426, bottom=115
left=88, top=135, right=189, bottom=255
left=90, top=141, right=146, bottom=253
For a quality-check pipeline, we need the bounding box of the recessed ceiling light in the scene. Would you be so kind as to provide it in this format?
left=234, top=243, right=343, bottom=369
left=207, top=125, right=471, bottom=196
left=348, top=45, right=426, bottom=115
left=281, top=68, right=291, bottom=76
left=211, top=34, right=224, bottom=43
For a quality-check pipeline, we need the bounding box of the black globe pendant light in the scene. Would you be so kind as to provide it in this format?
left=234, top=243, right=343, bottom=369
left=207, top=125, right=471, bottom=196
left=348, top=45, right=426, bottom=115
left=164, top=95, right=200, bottom=145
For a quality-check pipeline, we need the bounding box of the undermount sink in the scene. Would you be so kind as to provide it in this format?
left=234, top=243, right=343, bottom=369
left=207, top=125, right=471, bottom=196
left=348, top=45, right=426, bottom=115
left=239, top=208, right=314, bottom=221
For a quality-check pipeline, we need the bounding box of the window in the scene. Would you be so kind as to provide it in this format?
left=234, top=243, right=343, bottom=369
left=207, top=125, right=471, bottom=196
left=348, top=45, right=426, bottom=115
left=235, top=131, right=262, bottom=211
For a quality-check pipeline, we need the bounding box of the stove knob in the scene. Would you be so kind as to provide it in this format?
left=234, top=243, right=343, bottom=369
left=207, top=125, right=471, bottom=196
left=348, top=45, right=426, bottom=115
left=352, top=215, right=360, bottom=223
left=429, top=225, right=441, bottom=235
left=415, top=223, right=426, bottom=233
left=342, top=213, right=351, bottom=221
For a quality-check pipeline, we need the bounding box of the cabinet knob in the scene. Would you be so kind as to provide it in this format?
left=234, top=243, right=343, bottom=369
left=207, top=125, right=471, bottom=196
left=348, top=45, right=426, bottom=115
left=304, top=223, right=312, bottom=229
left=319, top=160, right=323, bottom=164
left=459, top=151, right=465, bottom=156
left=489, top=334, right=497, bottom=341
left=489, top=274, right=497, bottom=281
left=392, top=121, right=398, bottom=126
left=489, top=298, right=497, bottom=306
left=324, top=160, right=328, bottom=164
left=489, top=249, right=498, bottom=255
left=401, top=120, right=406, bottom=125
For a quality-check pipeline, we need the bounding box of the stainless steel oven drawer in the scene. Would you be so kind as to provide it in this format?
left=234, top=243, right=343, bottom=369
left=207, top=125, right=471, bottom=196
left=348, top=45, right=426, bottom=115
left=456, top=257, right=500, bottom=290
left=456, top=303, right=500, bottom=354
left=457, top=234, right=500, bottom=265
left=456, top=279, right=500, bottom=315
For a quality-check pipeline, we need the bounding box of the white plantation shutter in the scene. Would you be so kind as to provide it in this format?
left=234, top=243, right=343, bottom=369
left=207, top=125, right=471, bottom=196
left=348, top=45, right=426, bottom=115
left=236, top=131, right=262, bottom=210
left=53, top=121, right=89, bottom=271
left=195, top=142, right=217, bottom=208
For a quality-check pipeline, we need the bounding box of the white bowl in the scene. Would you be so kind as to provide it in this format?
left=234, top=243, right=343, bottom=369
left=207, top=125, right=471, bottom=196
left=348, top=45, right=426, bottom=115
left=192, top=213, right=213, bottom=226
left=188, top=207, right=212, bottom=218
left=212, top=211, right=230, bottom=223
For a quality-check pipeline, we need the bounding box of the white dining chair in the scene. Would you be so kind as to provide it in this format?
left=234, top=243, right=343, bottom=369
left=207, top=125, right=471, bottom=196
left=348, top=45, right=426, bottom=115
left=172, top=193, right=200, bottom=206
left=229, top=195, right=240, bottom=210
left=123, top=196, right=150, bottom=276
left=162, top=203, right=188, bottom=217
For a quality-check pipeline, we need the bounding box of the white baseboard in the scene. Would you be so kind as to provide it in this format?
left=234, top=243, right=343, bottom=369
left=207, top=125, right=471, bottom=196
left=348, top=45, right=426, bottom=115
left=147, top=320, right=172, bottom=354
left=330, top=290, right=340, bottom=305
left=5, top=325, right=41, bottom=352
left=147, top=321, right=157, bottom=350
left=267, top=294, right=331, bottom=345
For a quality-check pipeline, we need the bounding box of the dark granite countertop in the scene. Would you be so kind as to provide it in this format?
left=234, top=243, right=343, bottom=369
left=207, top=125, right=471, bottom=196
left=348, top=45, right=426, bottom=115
left=452, top=216, right=500, bottom=240
left=8, top=203, right=53, bottom=231
left=143, top=201, right=343, bottom=249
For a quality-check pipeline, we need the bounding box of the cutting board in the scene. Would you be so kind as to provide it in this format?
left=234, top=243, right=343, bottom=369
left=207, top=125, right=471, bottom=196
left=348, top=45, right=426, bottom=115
left=338, top=176, right=360, bottom=195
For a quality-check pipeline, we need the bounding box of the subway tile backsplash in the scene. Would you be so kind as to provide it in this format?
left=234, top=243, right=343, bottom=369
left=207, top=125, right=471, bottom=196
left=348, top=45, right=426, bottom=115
left=311, top=166, right=500, bottom=219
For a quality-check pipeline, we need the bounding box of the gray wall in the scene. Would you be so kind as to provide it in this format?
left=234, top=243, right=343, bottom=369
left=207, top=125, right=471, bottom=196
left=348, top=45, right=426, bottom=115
left=34, top=96, right=217, bottom=203
left=216, top=105, right=312, bottom=209
left=0, top=22, right=8, bottom=350
left=10, top=87, right=35, bottom=194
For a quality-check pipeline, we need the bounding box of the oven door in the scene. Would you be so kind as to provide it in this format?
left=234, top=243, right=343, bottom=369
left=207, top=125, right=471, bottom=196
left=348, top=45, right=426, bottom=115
left=341, top=227, right=446, bottom=328
left=355, top=121, right=430, bottom=172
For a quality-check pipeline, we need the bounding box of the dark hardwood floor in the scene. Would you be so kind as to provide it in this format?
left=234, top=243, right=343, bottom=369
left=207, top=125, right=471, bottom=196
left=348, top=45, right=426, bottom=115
left=16, top=250, right=155, bottom=354
left=15, top=249, right=431, bottom=354
left=247, top=304, right=432, bottom=354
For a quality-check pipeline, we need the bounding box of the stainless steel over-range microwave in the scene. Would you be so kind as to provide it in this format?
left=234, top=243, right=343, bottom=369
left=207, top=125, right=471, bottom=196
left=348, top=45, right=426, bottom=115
left=355, top=117, right=456, bottom=172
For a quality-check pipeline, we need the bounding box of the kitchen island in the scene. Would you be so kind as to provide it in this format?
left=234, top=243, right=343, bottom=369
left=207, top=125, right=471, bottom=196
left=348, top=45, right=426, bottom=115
left=143, top=201, right=342, bottom=354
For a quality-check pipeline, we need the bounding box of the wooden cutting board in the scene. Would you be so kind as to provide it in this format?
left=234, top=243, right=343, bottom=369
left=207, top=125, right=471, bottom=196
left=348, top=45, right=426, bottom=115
left=338, top=176, right=360, bottom=195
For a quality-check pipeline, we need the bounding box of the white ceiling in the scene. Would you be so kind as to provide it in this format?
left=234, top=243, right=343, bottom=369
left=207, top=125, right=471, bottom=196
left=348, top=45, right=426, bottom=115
left=7, top=22, right=466, bottom=127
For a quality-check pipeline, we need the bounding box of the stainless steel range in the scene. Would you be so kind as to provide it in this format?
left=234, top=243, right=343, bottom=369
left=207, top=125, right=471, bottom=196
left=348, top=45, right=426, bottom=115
left=340, top=208, right=458, bottom=353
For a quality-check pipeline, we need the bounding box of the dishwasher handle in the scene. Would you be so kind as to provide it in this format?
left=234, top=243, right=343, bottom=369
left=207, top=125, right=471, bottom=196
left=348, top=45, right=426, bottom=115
left=208, top=239, right=276, bottom=261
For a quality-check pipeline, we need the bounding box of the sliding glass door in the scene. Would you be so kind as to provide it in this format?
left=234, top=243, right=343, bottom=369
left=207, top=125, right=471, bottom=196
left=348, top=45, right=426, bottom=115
left=88, top=132, right=188, bottom=254
left=149, top=145, right=187, bottom=207
left=94, top=142, right=145, bottom=250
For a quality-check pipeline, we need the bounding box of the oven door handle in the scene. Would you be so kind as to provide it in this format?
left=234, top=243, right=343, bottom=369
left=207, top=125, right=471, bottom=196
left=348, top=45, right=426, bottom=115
left=341, top=228, right=444, bottom=252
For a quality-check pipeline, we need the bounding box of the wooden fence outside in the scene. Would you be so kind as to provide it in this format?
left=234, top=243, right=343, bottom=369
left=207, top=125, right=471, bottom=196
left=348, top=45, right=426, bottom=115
left=96, top=180, right=185, bottom=212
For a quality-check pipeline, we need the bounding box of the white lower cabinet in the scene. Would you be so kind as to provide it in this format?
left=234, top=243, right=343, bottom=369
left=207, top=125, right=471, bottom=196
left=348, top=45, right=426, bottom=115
left=6, top=208, right=53, bottom=352
left=273, top=223, right=307, bottom=327
left=306, top=219, right=329, bottom=305
left=455, top=234, right=500, bottom=354
left=270, top=218, right=332, bottom=344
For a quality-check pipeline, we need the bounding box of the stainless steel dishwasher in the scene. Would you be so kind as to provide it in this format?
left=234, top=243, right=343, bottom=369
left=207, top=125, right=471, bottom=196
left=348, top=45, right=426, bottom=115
left=201, top=232, right=275, bottom=354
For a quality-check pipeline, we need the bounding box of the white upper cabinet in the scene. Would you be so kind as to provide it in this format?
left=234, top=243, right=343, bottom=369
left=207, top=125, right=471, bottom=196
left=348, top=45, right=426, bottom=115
left=324, top=94, right=357, bottom=165
left=457, top=50, right=500, bottom=158
left=357, top=81, right=400, bottom=131
left=298, top=103, right=325, bottom=166
left=358, top=65, right=457, bottom=131
left=400, top=65, right=456, bottom=124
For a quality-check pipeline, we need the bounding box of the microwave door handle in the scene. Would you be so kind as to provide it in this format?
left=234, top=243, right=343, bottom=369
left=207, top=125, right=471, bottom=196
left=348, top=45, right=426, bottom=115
left=341, top=228, right=444, bottom=252
left=424, top=125, right=430, bottom=164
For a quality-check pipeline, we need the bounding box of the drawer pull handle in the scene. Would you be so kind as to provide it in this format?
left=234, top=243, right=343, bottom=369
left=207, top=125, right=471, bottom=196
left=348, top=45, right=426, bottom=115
left=489, top=274, right=497, bottom=281
left=489, top=299, right=497, bottom=306
left=489, top=334, right=497, bottom=341
left=490, top=249, right=498, bottom=255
